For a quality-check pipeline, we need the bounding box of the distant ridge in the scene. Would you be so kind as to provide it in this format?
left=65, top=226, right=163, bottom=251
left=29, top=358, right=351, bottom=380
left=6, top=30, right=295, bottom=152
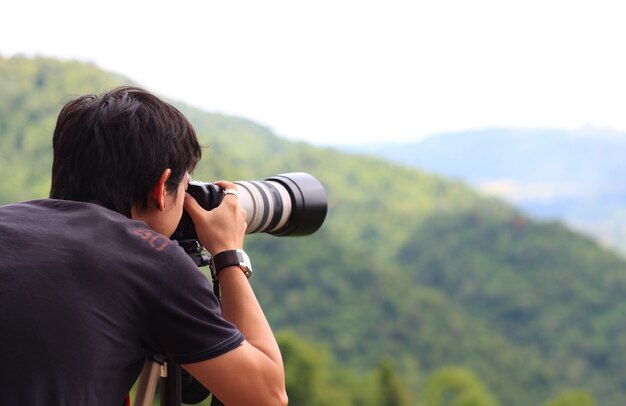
left=342, top=128, right=626, bottom=255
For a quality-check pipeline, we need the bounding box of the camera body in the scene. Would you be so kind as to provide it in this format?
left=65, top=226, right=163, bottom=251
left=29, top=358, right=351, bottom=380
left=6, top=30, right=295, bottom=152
left=171, top=172, right=328, bottom=243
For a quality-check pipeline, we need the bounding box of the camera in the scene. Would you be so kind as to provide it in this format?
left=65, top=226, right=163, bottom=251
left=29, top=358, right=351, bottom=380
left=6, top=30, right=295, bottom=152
left=172, top=172, right=328, bottom=243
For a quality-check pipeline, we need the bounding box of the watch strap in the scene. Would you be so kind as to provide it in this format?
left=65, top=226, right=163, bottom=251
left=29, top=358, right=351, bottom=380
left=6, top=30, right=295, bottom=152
left=211, top=249, right=253, bottom=279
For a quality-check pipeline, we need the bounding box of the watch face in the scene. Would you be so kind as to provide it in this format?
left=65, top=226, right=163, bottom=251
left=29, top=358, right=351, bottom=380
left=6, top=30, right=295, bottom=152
left=236, top=250, right=245, bottom=263
left=238, top=250, right=251, bottom=267
left=237, top=250, right=253, bottom=277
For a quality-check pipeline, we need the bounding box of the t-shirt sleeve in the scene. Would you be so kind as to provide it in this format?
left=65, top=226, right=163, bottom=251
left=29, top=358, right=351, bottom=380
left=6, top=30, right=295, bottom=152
left=141, top=243, right=244, bottom=364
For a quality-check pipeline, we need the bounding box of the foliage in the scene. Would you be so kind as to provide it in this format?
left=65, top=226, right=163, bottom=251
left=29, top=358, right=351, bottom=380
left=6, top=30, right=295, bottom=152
left=398, top=205, right=626, bottom=403
left=544, top=390, right=595, bottom=406
left=424, top=367, right=499, bottom=406
left=278, top=331, right=363, bottom=405
left=375, top=358, right=413, bottom=406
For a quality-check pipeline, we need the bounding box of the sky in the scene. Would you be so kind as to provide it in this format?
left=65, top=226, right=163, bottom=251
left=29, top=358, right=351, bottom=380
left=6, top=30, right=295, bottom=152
left=2, top=0, right=626, bottom=145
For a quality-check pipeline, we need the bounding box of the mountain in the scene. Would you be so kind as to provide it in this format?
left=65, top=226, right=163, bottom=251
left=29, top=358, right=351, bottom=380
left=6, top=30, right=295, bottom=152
left=3, top=55, right=626, bottom=405
left=341, top=128, right=626, bottom=256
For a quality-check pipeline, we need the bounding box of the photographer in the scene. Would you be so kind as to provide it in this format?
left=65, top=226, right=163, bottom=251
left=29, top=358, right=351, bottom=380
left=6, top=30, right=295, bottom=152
left=0, top=87, right=287, bottom=405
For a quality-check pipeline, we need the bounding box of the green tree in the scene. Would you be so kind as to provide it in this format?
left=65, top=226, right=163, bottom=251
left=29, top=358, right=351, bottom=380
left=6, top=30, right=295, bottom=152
left=375, top=358, right=412, bottom=406
left=544, top=390, right=594, bottom=406
left=277, top=331, right=353, bottom=405
left=424, top=367, right=499, bottom=406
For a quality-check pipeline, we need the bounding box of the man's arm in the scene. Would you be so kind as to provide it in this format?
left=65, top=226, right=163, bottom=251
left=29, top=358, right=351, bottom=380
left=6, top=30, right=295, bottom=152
left=183, top=267, right=286, bottom=405
left=182, top=182, right=287, bottom=405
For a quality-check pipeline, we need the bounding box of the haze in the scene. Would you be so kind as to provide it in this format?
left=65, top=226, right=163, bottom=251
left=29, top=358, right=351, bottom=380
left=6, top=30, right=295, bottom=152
left=3, top=0, right=626, bottom=145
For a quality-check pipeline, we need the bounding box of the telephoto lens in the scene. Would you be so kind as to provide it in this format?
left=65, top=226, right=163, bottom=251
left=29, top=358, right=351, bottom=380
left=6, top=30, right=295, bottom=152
left=171, top=172, right=328, bottom=242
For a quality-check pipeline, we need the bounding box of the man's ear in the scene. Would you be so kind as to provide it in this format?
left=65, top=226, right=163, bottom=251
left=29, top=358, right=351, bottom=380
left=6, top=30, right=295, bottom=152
left=150, top=168, right=172, bottom=211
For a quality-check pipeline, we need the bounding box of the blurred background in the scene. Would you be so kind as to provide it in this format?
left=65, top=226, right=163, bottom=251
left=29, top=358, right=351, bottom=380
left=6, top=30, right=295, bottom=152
left=2, top=1, right=626, bottom=405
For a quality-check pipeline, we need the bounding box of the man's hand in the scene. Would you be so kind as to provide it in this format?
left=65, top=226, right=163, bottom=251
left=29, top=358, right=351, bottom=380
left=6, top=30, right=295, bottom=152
left=183, top=181, right=247, bottom=255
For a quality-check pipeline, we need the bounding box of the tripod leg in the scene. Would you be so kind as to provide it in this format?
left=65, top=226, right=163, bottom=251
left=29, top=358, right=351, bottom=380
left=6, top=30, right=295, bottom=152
left=133, top=359, right=160, bottom=406
left=161, top=362, right=182, bottom=406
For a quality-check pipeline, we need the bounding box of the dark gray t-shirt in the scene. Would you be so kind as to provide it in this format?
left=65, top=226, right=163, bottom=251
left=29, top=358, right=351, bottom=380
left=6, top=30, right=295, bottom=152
left=0, top=199, right=244, bottom=405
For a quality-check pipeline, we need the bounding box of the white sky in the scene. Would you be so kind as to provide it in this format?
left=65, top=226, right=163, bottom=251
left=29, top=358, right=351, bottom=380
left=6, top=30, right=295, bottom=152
left=2, top=0, right=626, bottom=145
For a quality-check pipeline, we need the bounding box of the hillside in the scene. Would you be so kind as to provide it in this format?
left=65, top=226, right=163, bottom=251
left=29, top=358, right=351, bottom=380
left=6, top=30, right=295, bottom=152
left=3, top=55, right=626, bottom=405
left=342, top=128, right=626, bottom=256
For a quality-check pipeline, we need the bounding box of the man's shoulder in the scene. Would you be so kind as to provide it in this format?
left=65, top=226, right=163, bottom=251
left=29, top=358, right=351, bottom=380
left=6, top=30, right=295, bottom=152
left=0, top=199, right=128, bottom=237
left=0, top=198, right=120, bottom=218
left=1, top=199, right=187, bottom=259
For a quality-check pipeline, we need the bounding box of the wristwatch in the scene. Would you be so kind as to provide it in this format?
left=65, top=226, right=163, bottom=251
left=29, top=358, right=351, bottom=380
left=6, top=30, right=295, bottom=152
left=210, top=249, right=253, bottom=280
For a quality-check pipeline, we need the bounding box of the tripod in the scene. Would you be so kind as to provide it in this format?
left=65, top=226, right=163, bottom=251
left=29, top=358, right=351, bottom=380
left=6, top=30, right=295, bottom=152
left=133, top=359, right=220, bottom=406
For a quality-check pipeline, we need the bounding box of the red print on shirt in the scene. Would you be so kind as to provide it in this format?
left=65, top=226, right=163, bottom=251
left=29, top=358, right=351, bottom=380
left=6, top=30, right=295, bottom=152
left=133, top=228, right=169, bottom=252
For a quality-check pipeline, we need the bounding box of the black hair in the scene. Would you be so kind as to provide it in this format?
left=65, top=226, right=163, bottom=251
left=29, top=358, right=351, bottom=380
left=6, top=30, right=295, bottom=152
left=50, top=86, right=202, bottom=217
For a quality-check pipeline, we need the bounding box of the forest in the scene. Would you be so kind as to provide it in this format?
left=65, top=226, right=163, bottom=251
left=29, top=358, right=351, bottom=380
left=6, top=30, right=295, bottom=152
left=2, top=55, right=625, bottom=405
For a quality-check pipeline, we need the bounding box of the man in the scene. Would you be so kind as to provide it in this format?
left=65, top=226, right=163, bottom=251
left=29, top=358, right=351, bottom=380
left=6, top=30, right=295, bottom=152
left=0, top=86, right=287, bottom=405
